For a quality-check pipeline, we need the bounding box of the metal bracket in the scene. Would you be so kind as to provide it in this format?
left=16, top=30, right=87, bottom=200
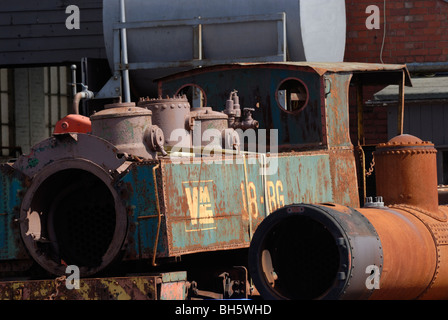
left=220, top=266, right=249, bottom=299
left=188, top=266, right=249, bottom=300
left=95, top=72, right=122, bottom=99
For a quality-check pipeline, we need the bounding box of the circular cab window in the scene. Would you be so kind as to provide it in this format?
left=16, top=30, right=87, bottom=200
left=276, top=78, right=309, bottom=113
left=176, top=84, right=207, bottom=108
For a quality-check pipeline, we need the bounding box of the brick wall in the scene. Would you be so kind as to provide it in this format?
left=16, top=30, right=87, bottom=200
left=349, top=86, right=389, bottom=145
left=345, top=0, right=448, bottom=64
left=345, top=0, right=448, bottom=145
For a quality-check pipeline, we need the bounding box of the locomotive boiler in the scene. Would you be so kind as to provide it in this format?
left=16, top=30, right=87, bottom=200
left=249, top=134, right=448, bottom=300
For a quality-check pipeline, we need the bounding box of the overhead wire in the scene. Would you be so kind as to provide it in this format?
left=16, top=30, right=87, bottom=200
left=380, top=0, right=387, bottom=64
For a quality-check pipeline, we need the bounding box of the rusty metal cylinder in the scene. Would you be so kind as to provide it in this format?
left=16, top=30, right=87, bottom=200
left=248, top=204, right=384, bottom=300
left=138, top=96, right=240, bottom=151
left=362, top=205, right=448, bottom=300
left=358, top=207, right=437, bottom=299
left=137, top=96, right=191, bottom=148
left=189, top=107, right=238, bottom=150
left=248, top=202, right=448, bottom=300
left=374, top=134, right=439, bottom=214
left=90, top=102, right=165, bottom=159
left=366, top=134, right=448, bottom=299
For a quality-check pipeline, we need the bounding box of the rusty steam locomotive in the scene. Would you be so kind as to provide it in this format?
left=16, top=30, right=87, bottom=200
left=0, top=0, right=446, bottom=301
left=1, top=59, right=448, bottom=300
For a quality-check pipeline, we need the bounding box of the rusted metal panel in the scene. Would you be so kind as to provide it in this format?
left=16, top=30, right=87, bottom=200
left=162, top=156, right=250, bottom=255
left=159, top=272, right=188, bottom=300
left=0, top=271, right=186, bottom=300
left=118, top=161, right=169, bottom=261
left=328, top=148, right=360, bottom=208
left=324, top=73, right=353, bottom=148
left=118, top=147, right=351, bottom=260
left=157, top=151, right=340, bottom=256
left=11, top=133, right=127, bottom=179
left=0, top=164, right=29, bottom=261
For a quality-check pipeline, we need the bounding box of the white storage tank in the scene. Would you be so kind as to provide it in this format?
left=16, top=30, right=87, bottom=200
left=103, top=0, right=346, bottom=96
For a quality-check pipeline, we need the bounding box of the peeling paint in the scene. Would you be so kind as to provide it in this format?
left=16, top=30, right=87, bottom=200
left=24, top=209, right=42, bottom=240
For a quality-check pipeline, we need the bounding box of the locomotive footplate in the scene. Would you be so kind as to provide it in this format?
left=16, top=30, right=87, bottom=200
left=0, top=271, right=187, bottom=300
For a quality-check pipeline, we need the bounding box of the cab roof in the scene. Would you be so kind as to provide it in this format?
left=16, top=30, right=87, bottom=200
left=156, top=61, right=413, bottom=87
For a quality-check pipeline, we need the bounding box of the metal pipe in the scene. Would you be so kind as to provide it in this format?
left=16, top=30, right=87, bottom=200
left=248, top=204, right=384, bottom=300
left=248, top=202, right=448, bottom=300
left=71, top=64, right=77, bottom=98
left=72, top=89, right=94, bottom=115
left=397, top=71, right=405, bottom=135
left=120, top=0, right=131, bottom=102
left=356, top=83, right=364, bottom=145
left=406, top=62, right=448, bottom=73
left=72, top=92, right=83, bottom=115
left=152, top=162, right=161, bottom=267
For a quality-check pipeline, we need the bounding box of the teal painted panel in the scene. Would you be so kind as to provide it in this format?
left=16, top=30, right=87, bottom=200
left=120, top=150, right=338, bottom=258
left=0, top=165, right=26, bottom=260
left=241, top=152, right=334, bottom=231
left=119, top=163, right=168, bottom=259
left=162, top=158, right=249, bottom=254
left=161, top=150, right=334, bottom=255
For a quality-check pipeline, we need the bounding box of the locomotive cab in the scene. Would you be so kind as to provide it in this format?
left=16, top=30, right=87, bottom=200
left=156, top=62, right=413, bottom=207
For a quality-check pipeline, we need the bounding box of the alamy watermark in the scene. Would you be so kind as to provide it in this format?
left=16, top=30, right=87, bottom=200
left=365, top=5, right=381, bottom=30
left=65, top=265, right=80, bottom=289
left=65, top=5, right=80, bottom=30
left=365, top=264, right=381, bottom=290
left=65, top=4, right=382, bottom=31
left=63, top=264, right=381, bottom=292
left=169, top=127, right=279, bottom=176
